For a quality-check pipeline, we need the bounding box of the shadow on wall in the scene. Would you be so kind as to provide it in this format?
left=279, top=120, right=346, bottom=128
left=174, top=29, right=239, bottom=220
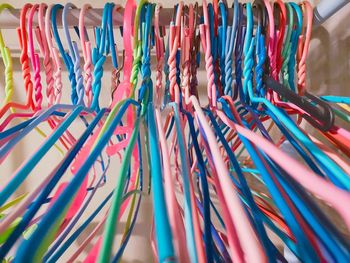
left=308, top=4, right=350, bottom=97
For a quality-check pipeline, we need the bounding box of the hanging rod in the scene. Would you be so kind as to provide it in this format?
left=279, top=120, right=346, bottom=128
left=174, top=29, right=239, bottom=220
left=313, top=0, right=350, bottom=26
left=0, top=1, right=348, bottom=29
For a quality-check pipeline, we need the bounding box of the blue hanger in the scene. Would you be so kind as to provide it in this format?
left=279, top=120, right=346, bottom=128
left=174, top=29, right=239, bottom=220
left=107, top=3, right=118, bottom=69
left=218, top=2, right=227, bottom=91
left=62, top=3, right=85, bottom=105
left=233, top=3, right=245, bottom=101
left=90, top=3, right=110, bottom=111
left=141, top=4, right=176, bottom=262
left=223, top=0, right=238, bottom=96
left=51, top=4, right=77, bottom=104
left=170, top=103, right=198, bottom=263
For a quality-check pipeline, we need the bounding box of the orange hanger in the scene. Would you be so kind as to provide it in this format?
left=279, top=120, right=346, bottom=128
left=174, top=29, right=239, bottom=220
left=0, top=4, right=35, bottom=118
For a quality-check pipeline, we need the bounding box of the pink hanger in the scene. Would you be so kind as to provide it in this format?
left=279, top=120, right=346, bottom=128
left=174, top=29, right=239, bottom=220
left=297, top=1, right=313, bottom=96
left=262, top=0, right=279, bottom=103
left=199, top=0, right=216, bottom=108
left=45, top=4, right=63, bottom=105
left=28, top=4, right=43, bottom=110
left=154, top=3, right=165, bottom=106
left=192, top=98, right=266, bottom=262
left=36, top=3, right=55, bottom=106
left=76, top=2, right=143, bottom=261
left=274, top=0, right=287, bottom=77
left=153, top=5, right=189, bottom=261
left=181, top=3, right=194, bottom=108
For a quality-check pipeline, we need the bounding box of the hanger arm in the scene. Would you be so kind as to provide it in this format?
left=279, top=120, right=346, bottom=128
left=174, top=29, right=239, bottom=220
left=263, top=75, right=335, bottom=132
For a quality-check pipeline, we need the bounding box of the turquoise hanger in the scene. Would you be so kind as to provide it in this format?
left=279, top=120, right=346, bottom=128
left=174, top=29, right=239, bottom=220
left=90, top=3, right=110, bottom=111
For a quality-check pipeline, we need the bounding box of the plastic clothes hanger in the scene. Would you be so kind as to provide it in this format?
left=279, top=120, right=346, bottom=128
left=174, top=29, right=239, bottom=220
left=223, top=0, right=238, bottom=96
left=167, top=5, right=207, bottom=259
left=218, top=1, right=227, bottom=93
left=51, top=4, right=78, bottom=105
left=154, top=3, right=165, bottom=106
left=0, top=4, right=65, bottom=160
left=274, top=0, right=287, bottom=78
left=0, top=108, right=107, bottom=260
left=28, top=4, right=44, bottom=110
left=249, top=5, right=342, bottom=174
left=214, top=106, right=350, bottom=227
left=154, top=3, right=189, bottom=261
left=167, top=2, right=183, bottom=105
left=220, top=97, right=348, bottom=262
left=218, top=5, right=308, bottom=259
left=62, top=3, right=85, bottom=105
left=13, top=97, right=140, bottom=262
left=107, top=3, right=121, bottom=97
left=168, top=6, right=205, bottom=258
left=45, top=4, right=63, bottom=105
left=180, top=1, right=266, bottom=262
left=22, top=2, right=138, bottom=261
left=0, top=4, right=14, bottom=108
left=0, top=4, right=35, bottom=118
left=220, top=3, right=346, bottom=260
left=79, top=4, right=93, bottom=107
left=0, top=5, right=78, bottom=149
left=281, top=3, right=295, bottom=88
left=181, top=5, right=218, bottom=261
left=26, top=3, right=74, bottom=151
left=198, top=1, right=217, bottom=108
left=269, top=1, right=333, bottom=132
left=90, top=3, right=110, bottom=111
left=96, top=2, right=152, bottom=262
left=0, top=4, right=115, bottom=202
left=204, top=106, right=300, bottom=261
left=254, top=2, right=348, bottom=183
left=35, top=3, right=55, bottom=106
left=216, top=100, right=350, bottom=262
left=269, top=2, right=349, bottom=152
left=63, top=9, right=140, bottom=259
left=244, top=1, right=349, bottom=190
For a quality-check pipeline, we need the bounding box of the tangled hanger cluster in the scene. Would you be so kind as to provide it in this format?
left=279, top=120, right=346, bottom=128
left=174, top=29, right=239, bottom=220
left=0, top=1, right=350, bottom=262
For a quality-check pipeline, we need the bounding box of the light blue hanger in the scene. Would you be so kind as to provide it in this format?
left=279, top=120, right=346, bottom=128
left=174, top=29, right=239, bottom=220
left=224, top=0, right=239, bottom=96
left=182, top=109, right=214, bottom=262
left=171, top=102, right=198, bottom=263
left=107, top=3, right=118, bottom=69
left=90, top=3, right=110, bottom=111
left=51, top=4, right=77, bottom=104
left=63, top=3, right=85, bottom=105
